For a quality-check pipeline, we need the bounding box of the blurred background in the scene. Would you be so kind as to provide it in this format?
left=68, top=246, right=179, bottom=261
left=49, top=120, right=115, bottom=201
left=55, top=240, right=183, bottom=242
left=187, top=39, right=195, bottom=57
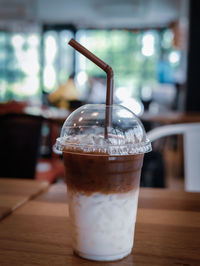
left=0, top=0, right=188, bottom=109
left=0, top=0, right=199, bottom=190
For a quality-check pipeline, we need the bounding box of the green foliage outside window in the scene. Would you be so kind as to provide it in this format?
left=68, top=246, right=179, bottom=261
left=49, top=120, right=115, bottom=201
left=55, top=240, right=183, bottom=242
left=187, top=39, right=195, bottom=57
left=0, top=28, right=180, bottom=102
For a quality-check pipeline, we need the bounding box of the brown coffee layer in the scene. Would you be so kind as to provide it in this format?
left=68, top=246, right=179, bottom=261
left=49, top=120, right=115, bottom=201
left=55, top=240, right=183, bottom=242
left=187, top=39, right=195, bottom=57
left=63, top=149, right=144, bottom=195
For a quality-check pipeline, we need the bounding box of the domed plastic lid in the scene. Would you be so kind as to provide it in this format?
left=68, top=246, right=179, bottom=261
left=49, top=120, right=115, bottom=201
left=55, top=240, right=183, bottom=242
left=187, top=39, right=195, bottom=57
left=55, top=104, right=151, bottom=155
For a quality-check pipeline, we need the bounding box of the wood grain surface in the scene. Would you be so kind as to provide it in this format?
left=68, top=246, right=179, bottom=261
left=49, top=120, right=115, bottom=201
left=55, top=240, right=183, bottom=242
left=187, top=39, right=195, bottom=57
left=141, top=111, right=200, bottom=124
left=0, top=184, right=200, bottom=266
left=0, top=178, right=49, bottom=220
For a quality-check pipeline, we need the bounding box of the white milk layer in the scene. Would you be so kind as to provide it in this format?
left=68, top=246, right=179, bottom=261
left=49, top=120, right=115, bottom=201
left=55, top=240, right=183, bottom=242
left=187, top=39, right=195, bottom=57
left=68, top=188, right=139, bottom=261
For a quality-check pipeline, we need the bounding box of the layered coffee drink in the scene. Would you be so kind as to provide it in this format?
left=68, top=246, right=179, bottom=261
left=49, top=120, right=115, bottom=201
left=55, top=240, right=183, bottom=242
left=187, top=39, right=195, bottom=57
left=55, top=104, right=151, bottom=261
left=63, top=149, right=144, bottom=261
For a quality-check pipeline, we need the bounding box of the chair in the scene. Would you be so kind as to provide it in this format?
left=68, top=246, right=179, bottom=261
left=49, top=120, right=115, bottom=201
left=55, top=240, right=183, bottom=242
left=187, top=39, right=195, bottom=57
left=0, top=113, right=43, bottom=179
left=35, top=120, right=65, bottom=183
left=147, top=123, right=200, bottom=192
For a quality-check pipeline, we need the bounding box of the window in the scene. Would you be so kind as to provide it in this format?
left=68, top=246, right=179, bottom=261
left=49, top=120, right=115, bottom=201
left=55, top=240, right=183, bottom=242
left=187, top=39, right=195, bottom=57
left=76, top=29, right=160, bottom=99
left=42, top=29, right=74, bottom=93
left=0, top=27, right=181, bottom=103
left=0, top=32, right=40, bottom=101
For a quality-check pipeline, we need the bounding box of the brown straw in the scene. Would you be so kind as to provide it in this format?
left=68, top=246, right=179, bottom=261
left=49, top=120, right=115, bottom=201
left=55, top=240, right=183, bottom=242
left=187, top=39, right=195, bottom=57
left=68, top=38, right=114, bottom=138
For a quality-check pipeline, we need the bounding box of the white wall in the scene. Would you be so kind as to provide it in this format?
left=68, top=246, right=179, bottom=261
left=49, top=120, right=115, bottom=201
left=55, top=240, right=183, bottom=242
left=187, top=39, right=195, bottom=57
left=0, top=0, right=188, bottom=29
left=36, top=0, right=183, bottom=28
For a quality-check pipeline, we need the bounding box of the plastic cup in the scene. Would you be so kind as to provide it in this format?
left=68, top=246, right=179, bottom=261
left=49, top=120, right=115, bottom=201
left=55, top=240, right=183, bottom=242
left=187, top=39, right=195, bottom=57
left=55, top=104, right=151, bottom=261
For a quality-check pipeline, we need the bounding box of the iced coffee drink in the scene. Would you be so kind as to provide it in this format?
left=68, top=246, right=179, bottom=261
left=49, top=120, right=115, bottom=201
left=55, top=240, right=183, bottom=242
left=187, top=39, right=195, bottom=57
left=55, top=38, right=151, bottom=261
left=55, top=104, right=151, bottom=261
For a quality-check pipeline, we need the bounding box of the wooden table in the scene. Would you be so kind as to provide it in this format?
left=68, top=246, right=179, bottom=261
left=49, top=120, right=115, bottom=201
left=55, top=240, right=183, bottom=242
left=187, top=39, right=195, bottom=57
left=0, top=178, right=49, bottom=220
left=141, top=111, right=200, bottom=124
left=0, top=101, right=69, bottom=125
left=0, top=183, right=200, bottom=265
left=2, top=101, right=200, bottom=126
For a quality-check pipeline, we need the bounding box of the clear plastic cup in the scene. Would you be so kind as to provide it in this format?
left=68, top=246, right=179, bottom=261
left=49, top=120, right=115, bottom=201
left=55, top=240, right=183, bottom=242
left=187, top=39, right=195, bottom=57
left=55, top=104, right=151, bottom=261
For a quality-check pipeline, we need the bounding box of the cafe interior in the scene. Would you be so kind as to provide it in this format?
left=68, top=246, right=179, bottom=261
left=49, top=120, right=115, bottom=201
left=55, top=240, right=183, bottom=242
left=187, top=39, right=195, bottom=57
left=1, top=0, right=200, bottom=265
left=1, top=0, right=197, bottom=190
